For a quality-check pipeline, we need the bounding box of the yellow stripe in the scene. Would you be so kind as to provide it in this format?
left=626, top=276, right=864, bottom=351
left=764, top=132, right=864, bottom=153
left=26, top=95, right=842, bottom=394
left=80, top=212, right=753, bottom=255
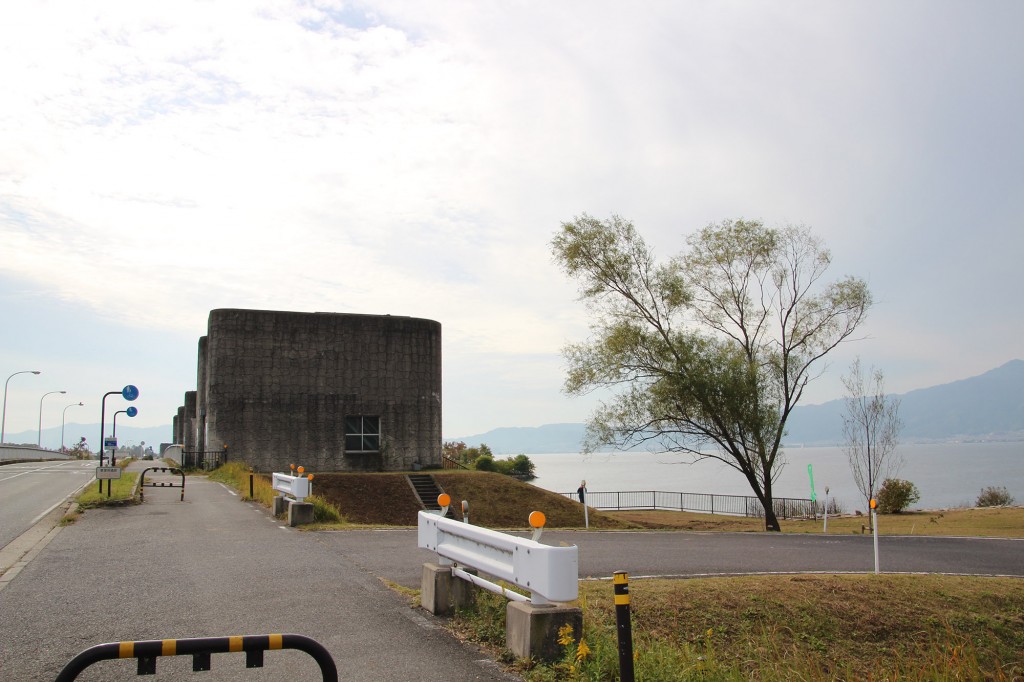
left=269, top=634, right=283, bottom=650
left=162, top=640, right=176, bottom=656
left=613, top=573, right=628, bottom=585
left=229, top=636, right=243, bottom=652
left=615, top=594, right=631, bottom=605
left=119, top=642, right=134, bottom=658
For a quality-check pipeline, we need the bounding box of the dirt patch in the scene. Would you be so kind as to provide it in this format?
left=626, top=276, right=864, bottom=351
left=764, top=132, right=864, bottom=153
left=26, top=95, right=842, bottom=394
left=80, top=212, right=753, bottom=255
left=312, top=473, right=422, bottom=525
left=311, top=470, right=638, bottom=529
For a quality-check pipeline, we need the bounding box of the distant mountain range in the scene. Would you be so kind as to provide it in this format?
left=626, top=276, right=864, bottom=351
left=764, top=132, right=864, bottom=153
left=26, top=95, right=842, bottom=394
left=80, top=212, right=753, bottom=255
left=4, top=424, right=172, bottom=452
left=451, top=359, right=1024, bottom=454
left=12, top=360, right=1021, bottom=454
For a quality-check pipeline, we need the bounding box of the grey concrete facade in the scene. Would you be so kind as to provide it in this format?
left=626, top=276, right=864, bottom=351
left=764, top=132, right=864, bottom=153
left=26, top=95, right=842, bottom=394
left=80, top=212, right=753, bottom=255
left=177, top=309, right=442, bottom=473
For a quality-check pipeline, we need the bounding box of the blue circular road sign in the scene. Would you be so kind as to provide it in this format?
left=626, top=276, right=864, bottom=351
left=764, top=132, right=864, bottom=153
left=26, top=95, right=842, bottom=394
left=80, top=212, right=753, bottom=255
left=122, top=385, right=140, bottom=401
left=126, top=406, right=138, bottom=417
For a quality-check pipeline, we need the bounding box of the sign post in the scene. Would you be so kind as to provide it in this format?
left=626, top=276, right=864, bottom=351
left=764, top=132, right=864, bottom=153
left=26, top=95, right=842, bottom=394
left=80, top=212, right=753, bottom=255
left=823, top=486, right=830, bottom=533
left=98, top=385, right=138, bottom=492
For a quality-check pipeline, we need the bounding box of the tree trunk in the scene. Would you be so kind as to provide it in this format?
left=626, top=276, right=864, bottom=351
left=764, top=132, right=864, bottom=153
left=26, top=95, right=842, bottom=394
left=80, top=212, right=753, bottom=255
left=763, top=504, right=781, bottom=532
left=761, top=472, right=781, bottom=531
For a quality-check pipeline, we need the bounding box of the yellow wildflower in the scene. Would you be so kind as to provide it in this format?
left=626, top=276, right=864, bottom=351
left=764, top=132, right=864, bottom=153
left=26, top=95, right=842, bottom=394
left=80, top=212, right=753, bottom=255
left=575, top=639, right=591, bottom=662
left=557, top=623, right=575, bottom=646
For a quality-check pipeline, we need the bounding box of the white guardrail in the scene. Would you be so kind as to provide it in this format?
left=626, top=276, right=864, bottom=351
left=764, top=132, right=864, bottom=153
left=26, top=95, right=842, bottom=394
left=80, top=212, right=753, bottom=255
left=272, top=472, right=311, bottom=502
left=417, top=509, right=579, bottom=604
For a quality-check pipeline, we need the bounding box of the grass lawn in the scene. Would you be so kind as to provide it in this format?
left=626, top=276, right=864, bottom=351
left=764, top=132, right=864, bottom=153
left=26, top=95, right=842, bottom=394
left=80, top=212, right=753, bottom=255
left=453, top=573, right=1024, bottom=680
left=611, top=506, right=1024, bottom=537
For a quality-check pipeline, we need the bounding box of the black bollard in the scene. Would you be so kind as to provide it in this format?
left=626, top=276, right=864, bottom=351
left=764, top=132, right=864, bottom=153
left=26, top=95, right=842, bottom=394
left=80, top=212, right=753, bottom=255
left=614, top=571, right=635, bottom=681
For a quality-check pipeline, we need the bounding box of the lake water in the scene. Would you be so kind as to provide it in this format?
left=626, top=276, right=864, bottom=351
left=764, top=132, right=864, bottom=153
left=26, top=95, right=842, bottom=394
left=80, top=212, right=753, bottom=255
left=526, top=442, right=1023, bottom=512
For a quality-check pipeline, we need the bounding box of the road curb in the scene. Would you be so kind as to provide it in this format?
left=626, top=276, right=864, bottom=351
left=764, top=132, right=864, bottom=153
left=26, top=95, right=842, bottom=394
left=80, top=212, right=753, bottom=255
left=0, top=500, right=76, bottom=592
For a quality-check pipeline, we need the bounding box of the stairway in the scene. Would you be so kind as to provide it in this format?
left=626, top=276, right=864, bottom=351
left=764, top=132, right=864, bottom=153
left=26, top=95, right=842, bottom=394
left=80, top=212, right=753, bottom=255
left=408, top=474, right=447, bottom=513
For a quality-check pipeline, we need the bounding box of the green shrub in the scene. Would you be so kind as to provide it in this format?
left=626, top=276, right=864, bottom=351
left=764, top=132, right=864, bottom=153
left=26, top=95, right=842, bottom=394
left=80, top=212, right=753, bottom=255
left=877, top=478, right=920, bottom=513
left=976, top=486, right=1015, bottom=507
left=308, top=494, right=344, bottom=523
left=474, top=454, right=497, bottom=472
left=474, top=453, right=536, bottom=479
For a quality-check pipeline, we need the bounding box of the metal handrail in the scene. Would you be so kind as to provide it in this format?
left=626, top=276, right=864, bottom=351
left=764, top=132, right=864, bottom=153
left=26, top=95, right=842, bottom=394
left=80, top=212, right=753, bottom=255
left=560, top=489, right=817, bottom=519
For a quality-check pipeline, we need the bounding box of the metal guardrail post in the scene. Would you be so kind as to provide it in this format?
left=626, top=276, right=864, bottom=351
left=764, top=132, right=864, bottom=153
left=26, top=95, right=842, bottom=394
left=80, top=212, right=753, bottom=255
left=55, top=633, right=338, bottom=681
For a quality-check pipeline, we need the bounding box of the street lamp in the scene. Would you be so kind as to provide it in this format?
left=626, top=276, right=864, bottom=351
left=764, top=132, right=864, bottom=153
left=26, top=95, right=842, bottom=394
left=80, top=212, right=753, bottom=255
left=2, top=370, right=41, bottom=443
left=62, top=402, right=84, bottom=451
left=112, top=407, right=137, bottom=464
left=38, top=390, right=67, bottom=446
left=99, top=384, right=139, bottom=474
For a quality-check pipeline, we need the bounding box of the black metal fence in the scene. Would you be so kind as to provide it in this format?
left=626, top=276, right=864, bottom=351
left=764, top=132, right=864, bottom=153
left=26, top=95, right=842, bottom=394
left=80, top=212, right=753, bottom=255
left=181, top=450, right=225, bottom=471
left=560, top=490, right=817, bottom=519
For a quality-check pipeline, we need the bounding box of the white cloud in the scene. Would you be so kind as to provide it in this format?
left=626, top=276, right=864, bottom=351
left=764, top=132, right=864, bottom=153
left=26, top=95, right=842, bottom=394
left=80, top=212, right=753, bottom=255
left=1, top=1, right=1022, bottom=435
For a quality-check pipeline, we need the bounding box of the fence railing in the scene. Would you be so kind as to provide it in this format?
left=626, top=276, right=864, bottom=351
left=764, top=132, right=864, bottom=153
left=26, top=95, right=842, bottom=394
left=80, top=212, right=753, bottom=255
left=560, top=490, right=818, bottom=519
left=181, top=450, right=225, bottom=471
left=441, top=455, right=471, bottom=470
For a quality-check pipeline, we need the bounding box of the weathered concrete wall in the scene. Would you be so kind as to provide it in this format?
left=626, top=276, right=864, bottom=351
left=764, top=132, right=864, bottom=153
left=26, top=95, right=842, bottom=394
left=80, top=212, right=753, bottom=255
left=175, top=406, right=185, bottom=445
left=183, top=392, right=197, bottom=453
left=0, top=444, right=69, bottom=461
left=201, top=309, right=441, bottom=473
left=196, top=336, right=208, bottom=453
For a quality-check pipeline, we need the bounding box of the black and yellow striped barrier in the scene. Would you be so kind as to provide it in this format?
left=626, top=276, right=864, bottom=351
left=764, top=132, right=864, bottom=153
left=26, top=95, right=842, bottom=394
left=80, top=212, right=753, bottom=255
left=55, top=633, right=337, bottom=681
left=139, top=466, right=185, bottom=502
left=614, top=571, right=635, bottom=682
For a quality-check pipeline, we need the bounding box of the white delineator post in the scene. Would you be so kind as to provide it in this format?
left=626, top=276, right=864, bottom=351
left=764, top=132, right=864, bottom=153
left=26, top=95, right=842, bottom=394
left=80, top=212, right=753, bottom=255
left=871, top=498, right=880, bottom=574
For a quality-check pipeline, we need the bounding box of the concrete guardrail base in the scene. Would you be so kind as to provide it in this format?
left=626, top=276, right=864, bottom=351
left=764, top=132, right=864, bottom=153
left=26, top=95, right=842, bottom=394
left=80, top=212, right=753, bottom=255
left=506, top=601, right=583, bottom=662
left=287, top=501, right=314, bottom=527
left=420, top=563, right=476, bottom=615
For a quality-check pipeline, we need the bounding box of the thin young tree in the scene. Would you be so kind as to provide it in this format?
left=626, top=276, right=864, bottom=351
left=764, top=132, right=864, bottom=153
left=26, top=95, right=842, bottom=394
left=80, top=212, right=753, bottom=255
left=842, top=357, right=903, bottom=515
left=552, top=215, right=872, bottom=531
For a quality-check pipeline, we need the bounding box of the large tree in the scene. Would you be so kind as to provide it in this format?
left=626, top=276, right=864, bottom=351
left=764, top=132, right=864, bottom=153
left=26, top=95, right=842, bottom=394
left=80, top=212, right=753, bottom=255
left=842, top=357, right=903, bottom=515
left=552, top=215, right=871, bottom=530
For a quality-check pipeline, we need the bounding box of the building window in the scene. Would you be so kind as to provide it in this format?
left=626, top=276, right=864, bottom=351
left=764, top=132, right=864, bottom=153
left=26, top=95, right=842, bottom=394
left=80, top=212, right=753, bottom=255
left=345, top=416, right=380, bottom=452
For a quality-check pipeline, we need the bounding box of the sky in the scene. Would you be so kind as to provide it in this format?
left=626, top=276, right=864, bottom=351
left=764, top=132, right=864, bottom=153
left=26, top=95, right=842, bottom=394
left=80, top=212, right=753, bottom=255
left=2, top=1, right=1022, bottom=445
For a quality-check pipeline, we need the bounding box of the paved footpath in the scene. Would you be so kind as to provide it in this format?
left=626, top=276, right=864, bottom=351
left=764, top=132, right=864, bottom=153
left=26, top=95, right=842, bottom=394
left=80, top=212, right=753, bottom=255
left=0, top=463, right=518, bottom=681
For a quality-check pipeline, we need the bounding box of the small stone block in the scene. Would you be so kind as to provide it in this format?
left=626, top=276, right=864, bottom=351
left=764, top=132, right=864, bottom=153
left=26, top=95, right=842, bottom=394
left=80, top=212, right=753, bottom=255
left=287, top=500, right=314, bottom=527
left=506, top=600, right=583, bottom=662
left=273, top=495, right=288, bottom=516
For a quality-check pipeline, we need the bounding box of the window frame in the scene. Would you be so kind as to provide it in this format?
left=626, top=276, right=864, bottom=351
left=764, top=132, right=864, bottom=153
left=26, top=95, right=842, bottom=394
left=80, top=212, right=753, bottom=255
left=344, top=415, right=380, bottom=453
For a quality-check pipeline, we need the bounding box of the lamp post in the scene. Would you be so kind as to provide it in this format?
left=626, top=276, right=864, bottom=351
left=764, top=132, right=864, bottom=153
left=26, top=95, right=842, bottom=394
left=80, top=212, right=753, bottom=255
left=99, top=385, right=138, bottom=492
left=2, top=370, right=41, bottom=443
left=112, top=406, right=137, bottom=464
left=38, top=390, right=67, bottom=446
left=62, top=402, right=84, bottom=451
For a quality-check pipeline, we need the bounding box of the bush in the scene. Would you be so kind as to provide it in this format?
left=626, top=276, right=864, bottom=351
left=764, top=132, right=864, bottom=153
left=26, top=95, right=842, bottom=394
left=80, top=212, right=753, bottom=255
left=976, top=486, right=1015, bottom=507
left=473, top=454, right=496, bottom=472
left=877, top=478, right=920, bottom=513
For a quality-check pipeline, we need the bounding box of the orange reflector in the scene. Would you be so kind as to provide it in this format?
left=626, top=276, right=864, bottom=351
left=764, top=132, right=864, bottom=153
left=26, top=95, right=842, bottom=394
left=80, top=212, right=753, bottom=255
left=870, top=499, right=877, bottom=509
left=297, top=466, right=305, bottom=474
left=307, top=474, right=314, bottom=481
left=529, top=511, right=546, bottom=528
left=437, top=493, right=451, bottom=507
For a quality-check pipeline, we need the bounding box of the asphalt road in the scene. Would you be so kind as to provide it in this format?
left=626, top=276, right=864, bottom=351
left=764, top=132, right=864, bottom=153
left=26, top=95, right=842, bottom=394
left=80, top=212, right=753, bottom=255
left=0, top=459, right=94, bottom=550
left=0, top=466, right=518, bottom=682
left=317, top=526, right=1024, bottom=589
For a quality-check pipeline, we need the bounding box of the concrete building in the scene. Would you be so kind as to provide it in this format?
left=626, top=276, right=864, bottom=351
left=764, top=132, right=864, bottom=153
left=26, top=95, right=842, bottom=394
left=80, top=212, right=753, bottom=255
left=177, top=309, right=442, bottom=473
